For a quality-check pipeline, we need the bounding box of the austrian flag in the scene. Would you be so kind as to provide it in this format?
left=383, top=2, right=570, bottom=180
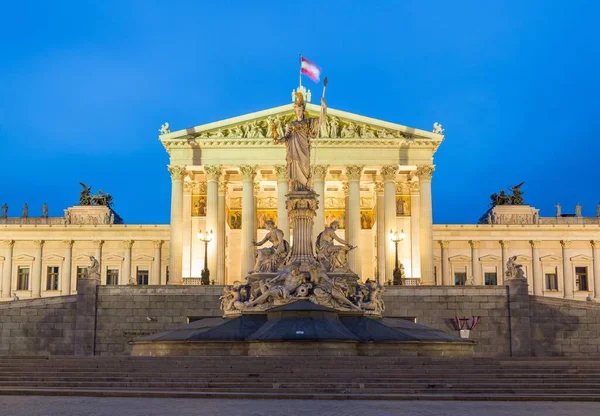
left=301, top=57, right=321, bottom=83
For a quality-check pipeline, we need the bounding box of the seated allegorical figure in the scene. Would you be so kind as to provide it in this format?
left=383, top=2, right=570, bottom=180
left=251, top=219, right=290, bottom=273
left=315, top=220, right=355, bottom=272
left=246, top=262, right=304, bottom=308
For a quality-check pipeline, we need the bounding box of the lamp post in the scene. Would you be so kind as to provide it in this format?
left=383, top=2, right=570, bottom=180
left=389, top=229, right=405, bottom=285
left=197, top=230, right=213, bottom=285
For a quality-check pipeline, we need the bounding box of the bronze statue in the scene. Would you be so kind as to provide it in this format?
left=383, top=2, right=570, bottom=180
left=41, top=203, right=48, bottom=218
left=78, top=182, right=114, bottom=207
left=1, top=203, right=7, bottom=218
left=490, top=182, right=525, bottom=206
left=22, top=203, right=28, bottom=218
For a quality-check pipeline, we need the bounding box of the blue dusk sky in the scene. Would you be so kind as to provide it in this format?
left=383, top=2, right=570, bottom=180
left=0, top=1, right=599, bottom=224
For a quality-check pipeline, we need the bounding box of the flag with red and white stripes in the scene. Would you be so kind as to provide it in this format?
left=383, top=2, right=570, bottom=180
left=301, top=57, right=321, bottom=83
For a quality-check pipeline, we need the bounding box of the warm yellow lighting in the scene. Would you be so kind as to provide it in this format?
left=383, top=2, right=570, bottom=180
left=389, top=229, right=405, bottom=243
left=197, top=230, right=214, bottom=242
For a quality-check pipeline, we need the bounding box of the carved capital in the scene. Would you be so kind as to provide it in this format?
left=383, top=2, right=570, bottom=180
left=2, top=240, right=15, bottom=248
left=591, top=240, right=600, bottom=249
left=123, top=240, right=134, bottom=249
left=374, top=182, right=384, bottom=194
left=167, top=165, right=187, bottom=182
left=468, top=240, right=480, bottom=249
left=529, top=240, right=541, bottom=248
left=183, top=181, right=196, bottom=193
left=380, top=165, right=398, bottom=181
left=93, top=240, right=104, bottom=249
left=218, top=177, right=228, bottom=194
left=409, top=181, right=420, bottom=193
left=204, top=165, right=221, bottom=181
left=274, top=165, right=287, bottom=181
left=63, top=240, right=74, bottom=249
left=312, top=165, right=329, bottom=181
left=560, top=240, right=571, bottom=249
left=153, top=240, right=163, bottom=249
left=438, top=240, right=449, bottom=249
left=239, top=165, right=257, bottom=181
left=345, top=165, right=364, bottom=181
left=415, top=165, right=435, bottom=181
left=32, top=240, right=44, bottom=249
left=499, top=240, right=510, bottom=249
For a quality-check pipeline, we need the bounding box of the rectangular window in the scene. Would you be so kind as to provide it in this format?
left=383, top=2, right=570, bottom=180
left=137, top=269, right=149, bottom=286
left=575, top=267, right=588, bottom=291
left=17, top=267, right=30, bottom=290
left=454, top=272, right=466, bottom=286
left=545, top=273, right=558, bottom=291
left=76, top=266, right=87, bottom=279
left=484, top=272, right=497, bottom=286
left=107, top=269, right=119, bottom=285
left=46, top=266, right=59, bottom=291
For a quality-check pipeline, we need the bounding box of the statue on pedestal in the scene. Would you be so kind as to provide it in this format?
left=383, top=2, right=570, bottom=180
left=86, top=256, right=100, bottom=280
left=505, top=256, right=525, bottom=280
left=315, top=220, right=355, bottom=272
left=1, top=203, right=7, bottom=218
left=42, top=203, right=48, bottom=218
left=22, top=203, right=28, bottom=219
left=251, top=219, right=290, bottom=273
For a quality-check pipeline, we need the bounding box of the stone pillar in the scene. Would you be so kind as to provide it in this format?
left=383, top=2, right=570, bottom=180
left=409, top=182, right=420, bottom=278
left=240, top=165, right=257, bottom=278
left=1, top=240, right=14, bottom=299
left=469, top=240, right=481, bottom=285
left=375, top=182, right=385, bottom=284
left=507, top=278, right=532, bottom=357
left=416, top=165, right=435, bottom=285
left=32, top=240, right=44, bottom=298
left=592, top=241, right=600, bottom=300
left=74, top=274, right=100, bottom=356
left=530, top=240, right=542, bottom=296
left=500, top=240, right=510, bottom=285
left=346, top=165, right=363, bottom=274
left=287, top=191, right=318, bottom=265
left=62, top=240, right=74, bottom=296
left=205, top=165, right=220, bottom=281
left=381, top=165, right=397, bottom=284
left=439, top=241, right=451, bottom=285
left=217, top=178, right=227, bottom=284
left=123, top=240, right=133, bottom=285
left=274, top=165, right=290, bottom=243
left=167, top=165, right=186, bottom=284
left=561, top=240, right=573, bottom=298
left=312, top=165, right=328, bottom=244
left=152, top=241, right=162, bottom=285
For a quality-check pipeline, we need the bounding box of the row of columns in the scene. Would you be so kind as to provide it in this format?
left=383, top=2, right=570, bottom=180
left=437, top=239, right=600, bottom=299
left=1, top=239, right=164, bottom=299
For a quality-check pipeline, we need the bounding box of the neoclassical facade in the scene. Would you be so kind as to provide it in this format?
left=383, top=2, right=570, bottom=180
left=1, top=88, right=599, bottom=301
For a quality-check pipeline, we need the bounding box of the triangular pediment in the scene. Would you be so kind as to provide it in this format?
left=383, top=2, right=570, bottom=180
left=449, top=255, right=471, bottom=262
left=570, top=254, right=593, bottom=262
left=160, top=103, right=443, bottom=145
left=540, top=255, right=562, bottom=262
left=479, top=254, right=501, bottom=262
left=42, top=254, right=65, bottom=261
left=133, top=254, right=154, bottom=261
left=13, top=254, right=34, bottom=261
left=102, top=254, right=124, bottom=262
left=75, top=254, right=93, bottom=261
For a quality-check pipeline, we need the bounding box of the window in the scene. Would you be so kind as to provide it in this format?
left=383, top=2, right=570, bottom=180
left=454, top=272, right=466, bottom=286
left=545, top=273, right=558, bottom=291
left=107, top=269, right=119, bottom=285
left=484, top=272, right=497, bottom=286
left=137, top=269, right=149, bottom=286
left=166, top=266, right=169, bottom=284
left=46, top=266, right=59, bottom=291
left=575, top=267, right=588, bottom=291
left=76, top=266, right=87, bottom=279
left=17, top=267, right=30, bottom=290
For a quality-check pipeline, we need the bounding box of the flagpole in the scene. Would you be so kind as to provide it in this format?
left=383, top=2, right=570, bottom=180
left=298, top=53, right=302, bottom=88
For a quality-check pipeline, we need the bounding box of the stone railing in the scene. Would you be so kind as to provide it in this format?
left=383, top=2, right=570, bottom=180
left=0, top=217, right=66, bottom=225
left=538, top=217, right=600, bottom=225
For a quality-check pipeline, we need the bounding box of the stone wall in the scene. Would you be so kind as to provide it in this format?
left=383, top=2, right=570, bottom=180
left=383, top=286, right=511, bottom=357
left=530, top=296, right=600, bottom=357
left=0, top=296, right=77, bottom=355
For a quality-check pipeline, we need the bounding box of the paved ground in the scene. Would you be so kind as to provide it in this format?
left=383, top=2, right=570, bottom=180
left=1, top=397, right=600, bottom=416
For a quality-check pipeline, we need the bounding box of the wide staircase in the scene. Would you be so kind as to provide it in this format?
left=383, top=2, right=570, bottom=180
left=0, top=356, right=599, bottom=401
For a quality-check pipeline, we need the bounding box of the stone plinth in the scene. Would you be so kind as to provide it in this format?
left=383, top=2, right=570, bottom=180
left=286, top=190, right=318, bottom=266
left=488, top=205, right=540, bottom=225
left=66, top=205, right=113, bottom=225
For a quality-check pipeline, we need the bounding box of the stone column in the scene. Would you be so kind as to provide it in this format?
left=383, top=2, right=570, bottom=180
left=287, top=192, right=318, bottom=264
left=274, top=165, right=290, bottom=243
left=346, top=165, right=363, bottom=274
left=167, top=165, right=186, bottom=284
left=416, top=165, right=435, bottom=285
left=123, top=240, right=133, bottom=285
left=312, top=165, right=328, bottom=244
left=530, top=240, right=542, bottom=296
left=1, top=240, right=14, bottom=299
left=62, top=240, right=74, bottom=296
left=592, top=241, right=600, bottom=300
left=561, top=240, right=573, bottom=298
left=439, top=241, right=451, bottom=285
left=469, top=240, right=481, bottom=285
left=500, top=240, right=510, bottom=285
left=152, top=241, right=162, bottom=285
left=32, top=240, right=44, bottom=297
left=205, top=165, right=221, bottom=281
left=217, top=178, right=227, bottom=284
left=240, top=165, right=257, bottom=278
left=381, top=165, right=397, bottom=284
left=409, top=182, right=420, bottom=278
left=375, top=182, right=385, bottom=284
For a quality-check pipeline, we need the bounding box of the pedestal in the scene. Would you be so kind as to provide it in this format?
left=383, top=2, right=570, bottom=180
left=285, top=190, right=318, bottom=267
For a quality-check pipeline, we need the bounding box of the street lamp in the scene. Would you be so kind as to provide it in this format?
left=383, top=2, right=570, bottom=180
left=197, top=230, right=213, bottom=285
left=389, top=229, right=406, bottom=285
